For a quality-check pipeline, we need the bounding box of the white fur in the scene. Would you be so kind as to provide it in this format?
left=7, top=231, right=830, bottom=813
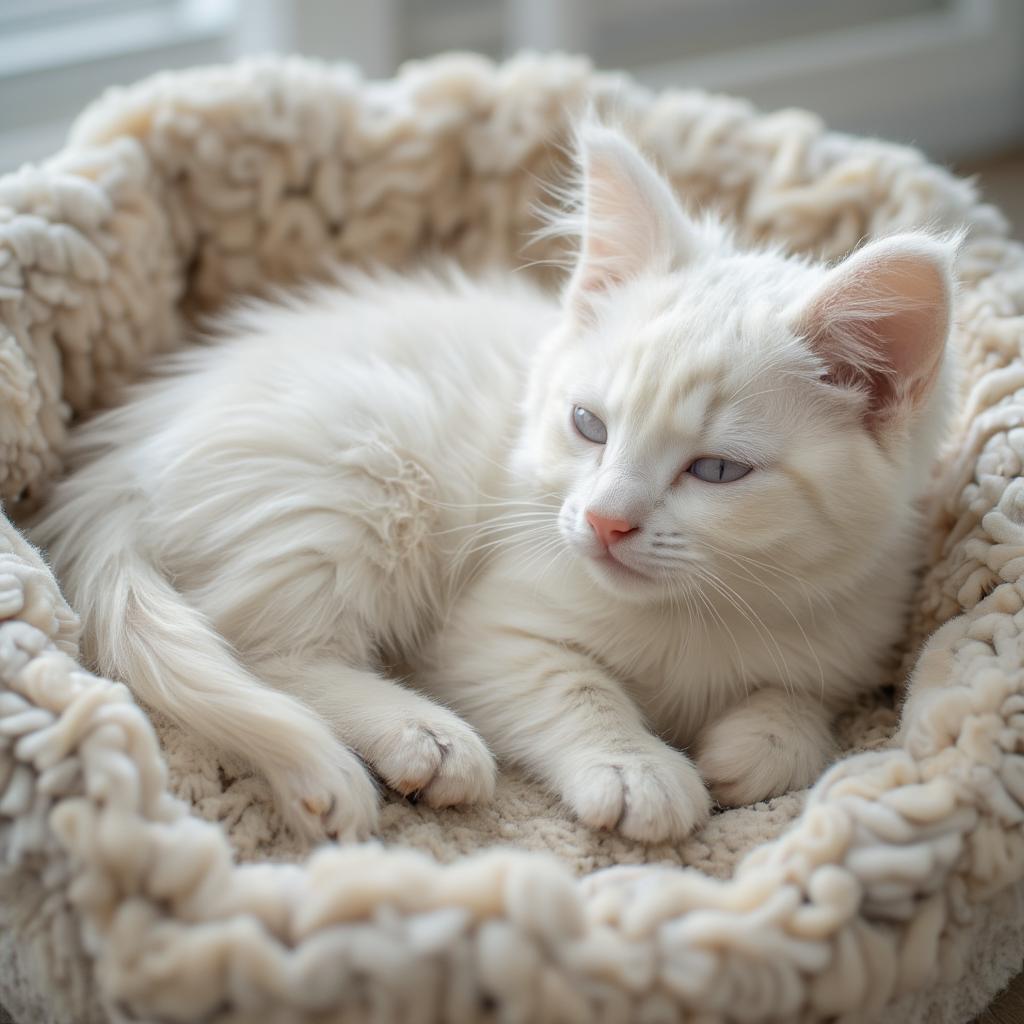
left=31, top=127, right=957, bottom=845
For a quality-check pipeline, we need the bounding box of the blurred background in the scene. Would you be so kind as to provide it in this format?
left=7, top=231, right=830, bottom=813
left=1, top=0, right=1023, bottom=228
left=0, top=7, right=1022, bottom=1023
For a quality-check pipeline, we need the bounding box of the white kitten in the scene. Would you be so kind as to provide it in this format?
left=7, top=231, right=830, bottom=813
left=32, top=126, right=955, bottom=845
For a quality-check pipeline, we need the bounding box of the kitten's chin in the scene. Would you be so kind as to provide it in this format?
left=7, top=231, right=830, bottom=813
left=581, top=551, right=663, bottom=601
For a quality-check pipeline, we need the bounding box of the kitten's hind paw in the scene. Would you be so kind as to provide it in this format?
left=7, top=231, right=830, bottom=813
left=370, top=716, right=497, bottom=808
left=561, top=744, right=711, bottom=843
left=270, top=749, right=379, bottom=844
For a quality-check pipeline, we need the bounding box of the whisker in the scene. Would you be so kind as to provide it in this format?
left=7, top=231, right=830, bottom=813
left=697, top=568, right=794, bottom=696
left=441, top=519, right=561, bottom=613
left=696, top=545, right=828, bottom=699
left=698, top=539, right=837, bottom=614
left=690, top=577, right=750, bottom=699
left=429, top=511, right=559, bottom=538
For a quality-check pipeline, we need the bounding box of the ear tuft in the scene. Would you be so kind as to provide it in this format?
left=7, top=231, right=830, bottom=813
left=566, top=124, right=700, bottom=314
left=794, top=233, right=957, bottom=425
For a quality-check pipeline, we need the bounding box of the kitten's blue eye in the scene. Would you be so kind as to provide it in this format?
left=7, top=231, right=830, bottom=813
left=573, top=406, right=607, bottom=445
left=689, top=458, right=751, bottom=483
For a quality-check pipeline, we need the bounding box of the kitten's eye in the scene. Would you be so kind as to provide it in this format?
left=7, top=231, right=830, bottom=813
left=572, top=406, right=607, bottom=445
left=689, top=458, right=752, bottom=483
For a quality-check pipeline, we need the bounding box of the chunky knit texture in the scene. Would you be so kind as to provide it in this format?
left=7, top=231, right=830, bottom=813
left=1, top=53, right=1023, bottom=1023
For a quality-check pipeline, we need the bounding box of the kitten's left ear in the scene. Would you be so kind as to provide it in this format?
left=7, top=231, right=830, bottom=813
left=567, top=125, right=701, bottom=315
left=792, top=233, right=957, bottom=425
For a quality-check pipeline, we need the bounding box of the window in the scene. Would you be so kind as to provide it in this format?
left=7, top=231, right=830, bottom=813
left=0, top=0, right=236, bottom=171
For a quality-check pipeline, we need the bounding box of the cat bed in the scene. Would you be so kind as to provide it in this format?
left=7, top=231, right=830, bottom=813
left=2, top=52, right=1024, bottom=1024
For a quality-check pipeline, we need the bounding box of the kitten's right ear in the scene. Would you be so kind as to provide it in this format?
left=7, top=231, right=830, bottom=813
left=566, top=125, right=701, bottom=317
left=791, top=233, right=956, bottom=427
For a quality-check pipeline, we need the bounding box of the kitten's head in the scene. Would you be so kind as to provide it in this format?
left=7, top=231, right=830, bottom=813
left=517, top=125, right=957, bottom=604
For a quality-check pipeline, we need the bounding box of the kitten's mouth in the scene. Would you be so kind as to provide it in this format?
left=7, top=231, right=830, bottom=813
left=594, top=549, right=651, bottom=581
left=565, top=526, right=654, bottom=582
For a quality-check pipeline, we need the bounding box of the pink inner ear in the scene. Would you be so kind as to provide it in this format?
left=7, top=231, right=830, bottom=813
left=565, top=125, right=701, bottom=313
left=871, top=257, right=949, bottom=400
left=801, top=241, right=952, bottom=424
left=577, top=230, right=628, bottom=294
left=574, top=156, right=664, bottom=298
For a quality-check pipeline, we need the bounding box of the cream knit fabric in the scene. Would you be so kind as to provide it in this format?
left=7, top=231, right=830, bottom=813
left=1, top=53, right=1023, bottom=1023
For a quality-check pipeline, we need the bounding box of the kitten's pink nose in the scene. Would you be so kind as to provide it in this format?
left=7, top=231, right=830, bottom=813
left=586, top=511, right=638, bottom=548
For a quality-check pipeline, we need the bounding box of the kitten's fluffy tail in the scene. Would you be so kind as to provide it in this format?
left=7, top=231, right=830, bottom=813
left=33, top=491, right=376, bottom=838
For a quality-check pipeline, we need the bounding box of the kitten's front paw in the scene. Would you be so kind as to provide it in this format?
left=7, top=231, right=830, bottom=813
left=270, top=748, right=380, bottom=844
left=561, top=743, right=711, bottom=843
left=694, top=705, right=835, bottom=807
left=368, top=715, right=497, bottom=808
